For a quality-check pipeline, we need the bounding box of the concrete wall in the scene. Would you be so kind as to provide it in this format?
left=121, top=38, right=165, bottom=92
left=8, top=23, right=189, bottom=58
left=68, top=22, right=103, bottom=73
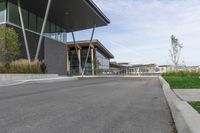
left=44, top=38, right=67, bottom=75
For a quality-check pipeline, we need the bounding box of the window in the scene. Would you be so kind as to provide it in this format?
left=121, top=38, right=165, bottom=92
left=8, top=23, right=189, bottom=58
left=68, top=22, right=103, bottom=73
left=8, top=2, right=20, bottom=25
left=22, top=8, right=28, bottom=28
left=45, top=21, right=50, bottom=33
left=50, top=22, right=55, bottom=39
left=37, top=16, right=43, bottom=32
left=50, top=22, right=55, bottom=32
left=96, top=50, right=109, bottom=70
left=0, top=0, right=6, bottom=22
left=29, top=12, right=36, bottom=32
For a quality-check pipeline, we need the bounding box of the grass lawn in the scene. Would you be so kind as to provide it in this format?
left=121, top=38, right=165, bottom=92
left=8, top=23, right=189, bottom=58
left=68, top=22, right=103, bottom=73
left=163, top=76, right=200, bottom=89
left=189, top=102, right=200, bottom=113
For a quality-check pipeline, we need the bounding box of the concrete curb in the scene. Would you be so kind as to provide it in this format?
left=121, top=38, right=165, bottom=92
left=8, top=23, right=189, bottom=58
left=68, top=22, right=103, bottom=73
left=22, top=77, right=78, bottom=83
left=76, top=75, right=159, bottom=78
left=0, top=74, right=78, bottom=87
left=159, top=76, right=200, bottom=133
left=0, top=74, right=59, bottom=81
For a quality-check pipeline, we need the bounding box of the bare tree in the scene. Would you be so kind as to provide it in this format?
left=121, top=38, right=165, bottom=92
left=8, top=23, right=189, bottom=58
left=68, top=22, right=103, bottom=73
left=169, top=35, right=183, bottom=69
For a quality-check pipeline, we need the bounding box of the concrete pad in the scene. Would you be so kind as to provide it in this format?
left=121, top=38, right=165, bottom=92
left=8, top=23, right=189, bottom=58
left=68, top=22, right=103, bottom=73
left=174, top=89, right=200, bottom=101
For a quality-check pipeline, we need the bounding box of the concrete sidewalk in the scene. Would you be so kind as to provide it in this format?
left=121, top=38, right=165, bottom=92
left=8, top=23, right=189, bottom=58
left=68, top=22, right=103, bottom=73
left=174, top=89, right=200, bottom=101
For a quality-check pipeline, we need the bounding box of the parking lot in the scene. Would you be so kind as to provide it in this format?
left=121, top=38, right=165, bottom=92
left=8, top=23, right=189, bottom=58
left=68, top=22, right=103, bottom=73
left=0, top=77, right=174, bottom=133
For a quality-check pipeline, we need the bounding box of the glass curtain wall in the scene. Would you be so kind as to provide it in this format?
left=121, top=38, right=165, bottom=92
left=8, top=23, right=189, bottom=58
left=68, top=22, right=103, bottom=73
left=81, top=47, right=92, bottom=75
left=95, top=49, right=110, bottom=74
left=5, top=0, right=67, bottom=43
left=69, top=47, right=93, bottom=75
left=0, top=0, right=6, bottom=22
left=69, top=48, right=80, bottom=75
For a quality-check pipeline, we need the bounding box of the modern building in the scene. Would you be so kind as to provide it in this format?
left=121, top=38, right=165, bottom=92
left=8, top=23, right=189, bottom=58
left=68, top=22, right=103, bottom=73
left=0, top=0, right=110, bottom=75
left=67, top=40, right=114, bottom=75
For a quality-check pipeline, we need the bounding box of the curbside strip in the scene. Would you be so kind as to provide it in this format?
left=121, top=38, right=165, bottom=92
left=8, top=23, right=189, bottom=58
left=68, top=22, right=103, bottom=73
left=159, top=76, right=200, bottom=133
left=0, top=74, right=78, bottom=87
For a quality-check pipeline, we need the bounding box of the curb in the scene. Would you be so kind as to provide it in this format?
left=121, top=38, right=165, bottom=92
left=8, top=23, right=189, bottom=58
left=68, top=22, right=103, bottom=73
left=0, top=77, right=78, bottom=87
left=23, top=77, right=78, bottom=83
left=159, top=76, right=200, bottom=133
left=0, top=74, right=59, bottom=81
left=76, top=75, right=159, bottom=78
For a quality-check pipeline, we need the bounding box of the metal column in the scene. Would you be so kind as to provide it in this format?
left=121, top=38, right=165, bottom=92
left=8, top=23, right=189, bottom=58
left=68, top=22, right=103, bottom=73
left=17, top=0, right=31, bottom=62
left=71, top=30, right=82, bottom=74
left=82, top=24, right=96, bottom=76
left=35, top=0, right=52, bottom=60
left=91, top=48, right=95, bottom=75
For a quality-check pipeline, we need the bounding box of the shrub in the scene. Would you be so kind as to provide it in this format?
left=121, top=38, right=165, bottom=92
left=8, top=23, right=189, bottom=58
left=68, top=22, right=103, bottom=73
left=0, top=62, right=7, bottom=73
left=0, top=25, right=21, bottom=65
left=8, top=59, right=42, bottom=73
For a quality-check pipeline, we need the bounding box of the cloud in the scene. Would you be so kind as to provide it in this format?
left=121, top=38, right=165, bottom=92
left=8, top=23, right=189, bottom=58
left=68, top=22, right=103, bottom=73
left=70, top=0, right=200, bottom=65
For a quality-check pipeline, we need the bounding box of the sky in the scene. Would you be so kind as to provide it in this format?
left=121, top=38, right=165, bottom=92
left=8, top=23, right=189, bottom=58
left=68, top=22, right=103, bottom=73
left=68, top=0, right=200, bottom=66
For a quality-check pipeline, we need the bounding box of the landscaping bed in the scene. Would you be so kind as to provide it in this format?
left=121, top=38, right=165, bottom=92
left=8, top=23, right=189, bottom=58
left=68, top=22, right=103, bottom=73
left=162, top=71, right=200, bottom=89
left=189, top=102, right=200, bottom=113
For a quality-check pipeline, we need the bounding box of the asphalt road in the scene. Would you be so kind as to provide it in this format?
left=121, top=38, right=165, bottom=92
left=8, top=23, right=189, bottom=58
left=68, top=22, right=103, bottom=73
left=0, top=77, right=174, bottom=133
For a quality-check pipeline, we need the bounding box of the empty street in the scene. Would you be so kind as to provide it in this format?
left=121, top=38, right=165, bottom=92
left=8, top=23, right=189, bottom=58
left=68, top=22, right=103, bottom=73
left=0, top=78, right=174, bottom=133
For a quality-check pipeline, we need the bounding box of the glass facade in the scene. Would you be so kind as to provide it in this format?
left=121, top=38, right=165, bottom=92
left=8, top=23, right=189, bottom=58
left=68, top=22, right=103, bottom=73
left=69, top=46, right=110, bottom=75
left=69, top=48, right=80, bottom=75
left=81, top=48, right=92, bottom=75
left=69, top=47, right=92, bottom=75
left=0, top=0, right=6, bottom=22
left=95, top=49, right=110, bottom=73
left=0, top=0, right=67, bottom=43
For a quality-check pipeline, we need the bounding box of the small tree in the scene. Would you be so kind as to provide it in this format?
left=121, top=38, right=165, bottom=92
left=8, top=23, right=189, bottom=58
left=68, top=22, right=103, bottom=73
left=169, top=35, right=183, bottom=69
left=0, top=25, right=20, bottom=65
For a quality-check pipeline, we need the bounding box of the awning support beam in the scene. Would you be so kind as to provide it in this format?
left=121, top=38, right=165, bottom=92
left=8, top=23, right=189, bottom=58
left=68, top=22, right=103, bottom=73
left=35, top=0, right=52, bottom=60
left=82, top=24, right=96, bottom=76
left=17, top=0, right=31, bottom=62
left=71, top=30, right=82, bottom=74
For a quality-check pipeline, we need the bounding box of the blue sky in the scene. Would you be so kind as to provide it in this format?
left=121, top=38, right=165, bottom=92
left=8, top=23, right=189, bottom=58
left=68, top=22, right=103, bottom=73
left=69, top=0, right=200, bottom=65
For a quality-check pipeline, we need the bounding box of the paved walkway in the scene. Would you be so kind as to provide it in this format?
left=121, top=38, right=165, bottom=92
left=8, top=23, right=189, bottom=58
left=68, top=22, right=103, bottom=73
left=174, top=89, right=200, bottom=101
left=0, top=77, right=174, bottom=133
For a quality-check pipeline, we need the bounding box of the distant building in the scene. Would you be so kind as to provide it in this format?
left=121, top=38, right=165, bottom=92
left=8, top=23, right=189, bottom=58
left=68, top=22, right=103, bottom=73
left=129, top=64, right=157, bottom=73
left=110, top=62, right=157, bottom=75
left=157, top=65, right=175, bottom=73
left=186, top=66, right=200, bottom=72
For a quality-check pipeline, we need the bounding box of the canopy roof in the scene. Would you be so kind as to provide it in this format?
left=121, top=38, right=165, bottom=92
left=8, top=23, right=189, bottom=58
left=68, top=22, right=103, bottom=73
left=9, top=0, right=110, bottom=32
left=67, top=39, right=114, bottom=59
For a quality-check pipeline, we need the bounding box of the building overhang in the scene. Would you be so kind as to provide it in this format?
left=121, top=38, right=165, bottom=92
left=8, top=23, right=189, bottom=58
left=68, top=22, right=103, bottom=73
left=9, top=0, right=110, bottom=32
left=67, top=39, right=114, bottom=59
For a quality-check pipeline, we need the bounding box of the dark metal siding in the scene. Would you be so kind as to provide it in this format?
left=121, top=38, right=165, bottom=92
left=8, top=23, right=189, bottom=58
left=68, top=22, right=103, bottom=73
left=44, top=38, right=67, bottom=75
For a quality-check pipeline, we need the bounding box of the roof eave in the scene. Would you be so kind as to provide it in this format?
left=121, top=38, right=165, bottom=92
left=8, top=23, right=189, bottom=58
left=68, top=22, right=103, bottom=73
left=84, top=0, right=110, bottom=24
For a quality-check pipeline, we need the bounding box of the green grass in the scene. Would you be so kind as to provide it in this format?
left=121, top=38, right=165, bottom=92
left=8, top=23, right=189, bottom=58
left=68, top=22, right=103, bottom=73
left=189, top=102, right=200, bottom=113
left=163, top=76, right=200, bottom=89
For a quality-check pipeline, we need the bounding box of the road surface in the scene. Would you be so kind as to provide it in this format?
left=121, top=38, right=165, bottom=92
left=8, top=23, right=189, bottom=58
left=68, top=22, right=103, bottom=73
left=0, top=77, right=174, bottom=133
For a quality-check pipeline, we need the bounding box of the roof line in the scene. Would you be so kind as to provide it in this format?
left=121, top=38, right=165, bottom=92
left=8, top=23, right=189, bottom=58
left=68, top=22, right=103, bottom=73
left=84, top=0, right=110, bottom=24
left=67, top=39, right=114, bottom=59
